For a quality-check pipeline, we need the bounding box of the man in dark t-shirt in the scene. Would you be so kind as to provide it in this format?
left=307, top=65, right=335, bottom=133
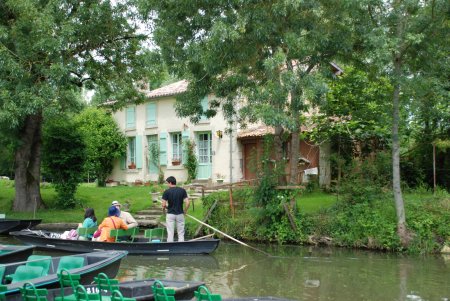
left=161, top=176, right=190, bottom=242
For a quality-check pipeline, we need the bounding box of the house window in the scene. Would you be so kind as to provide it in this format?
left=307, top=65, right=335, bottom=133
left=146, top=102, right=157, bottom=127
left=200, top=96, right=208, bottom=121
left=171, top=132, right=182, bottom=162
left=126, top=106, right=136, bottom=129
left=128, top=137, right=136, bottom=166
left=198, top=133, right=212, bottom=163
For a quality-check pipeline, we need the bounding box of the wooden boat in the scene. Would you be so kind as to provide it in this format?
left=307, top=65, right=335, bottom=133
left=0, top=245, right=34, bottom=264
left=0, top=218, right=41, bottom=234
left=22, top=278, right=205, bottom=301
left=10, top=229, right=220, bottom=255
left=1, top=250, right=127, bottom=299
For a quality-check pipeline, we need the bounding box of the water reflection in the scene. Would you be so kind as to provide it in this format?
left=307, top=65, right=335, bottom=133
left=117, top=242, right=450, bottom=301
left=1, top=235, right=448, bottom=300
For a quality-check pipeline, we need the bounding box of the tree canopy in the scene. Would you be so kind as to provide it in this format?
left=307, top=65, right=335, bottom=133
left=0, top=0, right=157, bottom=211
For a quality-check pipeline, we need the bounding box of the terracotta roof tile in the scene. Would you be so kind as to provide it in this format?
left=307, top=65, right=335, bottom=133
left=145, top=80, right=188, bottom=99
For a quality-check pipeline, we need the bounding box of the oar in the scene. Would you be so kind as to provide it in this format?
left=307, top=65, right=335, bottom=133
left=185, top=213, right=274, bottom=257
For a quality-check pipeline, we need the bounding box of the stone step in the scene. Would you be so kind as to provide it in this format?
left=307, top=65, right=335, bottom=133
left=134, top=214, right=162, bottom=220
left=137, top=209, right=163, bottom=215
left=136, top=220, right=159, bottom=227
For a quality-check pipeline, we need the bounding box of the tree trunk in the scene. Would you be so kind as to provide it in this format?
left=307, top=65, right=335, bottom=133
left=391, top=5, right=412, bottom=247
left=289, top=126, right=300, bottom=185
left=273, top=125, right=287, bottom=185
left=289, top=85, right=301, bottom=185
left=13, top=113, right=44, bottom=212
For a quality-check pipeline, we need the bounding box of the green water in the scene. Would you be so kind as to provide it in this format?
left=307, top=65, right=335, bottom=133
left=117, top=242, right=449, bottom=301
left=1, top=234, right=448, bottom=300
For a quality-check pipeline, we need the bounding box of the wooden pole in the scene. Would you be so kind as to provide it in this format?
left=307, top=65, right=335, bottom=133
left=433, top=143, right=436, bottom=194
left=186, top=214, right=273, bottom=257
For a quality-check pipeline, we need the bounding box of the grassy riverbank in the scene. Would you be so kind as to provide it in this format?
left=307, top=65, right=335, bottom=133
left=1, top=179, right=448, bottom=253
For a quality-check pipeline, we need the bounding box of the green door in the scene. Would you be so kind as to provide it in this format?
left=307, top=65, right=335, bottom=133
left=147, top=135, right=158, bottom=174
left=197, top=132, right=212, bottom=179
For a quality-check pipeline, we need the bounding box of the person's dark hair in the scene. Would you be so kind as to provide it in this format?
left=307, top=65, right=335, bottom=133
left=166, top=176, right=176, bottom=185
left=108, top=206, right=119, bottom=217
left=84, top=208, right=97, bottom=223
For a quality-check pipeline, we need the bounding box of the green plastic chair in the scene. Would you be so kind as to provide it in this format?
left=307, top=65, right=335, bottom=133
left=109, top=227, right=139, bottom=242
left=94, top=273, right=120, bottom=301
left=0, top=264, right=5, bottom=281
left=56, top=256, right=85, bottom=274
left=20, top=282, right=48, bottom=301
left=111, top=290, right=136, bottom=301
left=151, top=280, right=175, bottom=301
left=194, top=286, right=222, bottom=301
left=77, top=227, right=98, bottom=238
left=26, top=255, right=52, bottom=276
left=11, top=265, right=45, bottom=283
left=144, top=228, right=167, bottom=242
left=0, top=284, right=7, bottom=301
left=54, top=268, right=81, bottom=301
left=75, top=285, right=100, bottom=301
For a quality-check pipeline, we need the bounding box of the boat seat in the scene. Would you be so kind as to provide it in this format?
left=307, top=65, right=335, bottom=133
left=20, top=282, right=48, bottom=301
left=0, top=284, right=7, bottom=301
left=77, top=227, right=98, bottom=238
left=194, top=285, right=222, bottom=301
left=54, top=268, right=81, bottom=301
left=26, top=255, right=53, bottom=276
left=144, top=228, right=167, bottom=243
left=57, top=256, right=85, bottom=274
left=10, top=265, right=45, bottom=283
left=94, top=272, right=120, bottom=301
left=111, top=290, right=135, bottom=301
left=109, top=227, right=139, bottom=242
left=0, top=264, right=5, bottom=282
left=152, top=280, right=176, bottom=301
left=75, top=284, right=100, bottom=301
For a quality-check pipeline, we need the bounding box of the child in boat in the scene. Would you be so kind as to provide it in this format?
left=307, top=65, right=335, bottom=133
left=78, top=208, right=98, bottom=240
left=97, top=206, right=128, bottom=242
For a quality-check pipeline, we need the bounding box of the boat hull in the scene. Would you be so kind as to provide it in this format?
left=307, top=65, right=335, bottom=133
left=0, top=219, right=41, bottom=234
left=0, top=245, right=34, bottom=264
left=3, top=250, right=127, bottom=299
left=31, top=278, right=204, bottom=301
left=10, top=230, right=220, bottom=255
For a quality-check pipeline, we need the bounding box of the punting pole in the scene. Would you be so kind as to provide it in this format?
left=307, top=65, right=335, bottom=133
left=157, top=199, right=276, bottom=257
left=186, top=214, right=274, bottom=257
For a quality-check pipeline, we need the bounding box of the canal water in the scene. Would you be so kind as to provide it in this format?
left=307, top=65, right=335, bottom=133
left=116, top=242, right=449, bottom=301
left=2, top=236, right=449, bottom=300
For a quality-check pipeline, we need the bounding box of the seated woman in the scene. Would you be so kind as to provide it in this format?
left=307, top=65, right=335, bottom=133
left=78, top=208, right=97, bottom=240
left=97, top=206, right=128, bottom=242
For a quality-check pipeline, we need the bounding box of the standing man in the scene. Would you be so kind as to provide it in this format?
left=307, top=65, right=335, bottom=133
left=161, top=176, right=190, bottom=242
left=111, top=200, right=138, bottom=228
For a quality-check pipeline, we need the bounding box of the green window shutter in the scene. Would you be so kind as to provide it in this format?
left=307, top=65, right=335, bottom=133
left=120, top=156, right=126, bottom=170
left=159, top=132, right=167, bottom=166
left=146, top=102, right=157, bottom=127
left=135, top=135, right=143, bottom=169
left=182, top=130, right=190, bottom=164
left=200, top=96, right=208, bottom=120
left=126, top=106, right=135, bottom=128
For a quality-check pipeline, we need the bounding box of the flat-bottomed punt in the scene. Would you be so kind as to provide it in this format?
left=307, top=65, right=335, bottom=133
left=0, top=245, right=34, bottom=264
left=0, top=218, right=41, bottom=234
left=10, top=229, right=220, bottom=255
left=1, top=250, right=127, bottom=299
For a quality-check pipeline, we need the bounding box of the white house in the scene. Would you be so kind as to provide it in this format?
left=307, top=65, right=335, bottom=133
left=108, top=80, right=243, bottom=184
left=108, top=80, right=331, bottom=186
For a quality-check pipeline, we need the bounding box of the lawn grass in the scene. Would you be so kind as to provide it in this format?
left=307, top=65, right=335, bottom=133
left=0, top=180, right=206, bottom=224
left=296, top=191, right=337, bottom=213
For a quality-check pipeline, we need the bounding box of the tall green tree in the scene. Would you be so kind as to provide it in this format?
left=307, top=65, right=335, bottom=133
left=75, top=108, right=127, bottom=187
left=0, top=0, right=155, bottom=211
left=42, top=116, right=86, bottom=208
left=353, top=0, right=448, bottom=245
left=142, top=0, right=356, bottom=184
